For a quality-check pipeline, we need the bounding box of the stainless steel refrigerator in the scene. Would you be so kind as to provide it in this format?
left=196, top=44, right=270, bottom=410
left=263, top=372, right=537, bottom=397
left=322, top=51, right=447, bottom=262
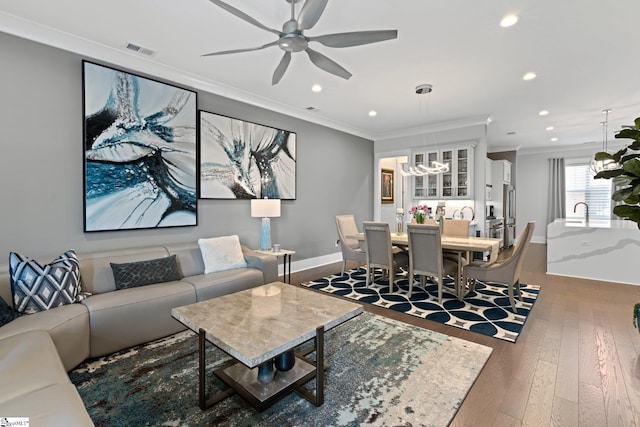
left=504, top=185, right=516, bottom=247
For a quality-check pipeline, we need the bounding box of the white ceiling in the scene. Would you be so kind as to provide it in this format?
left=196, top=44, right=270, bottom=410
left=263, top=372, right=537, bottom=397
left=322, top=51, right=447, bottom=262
left=2, top=0, right=640, bottom=152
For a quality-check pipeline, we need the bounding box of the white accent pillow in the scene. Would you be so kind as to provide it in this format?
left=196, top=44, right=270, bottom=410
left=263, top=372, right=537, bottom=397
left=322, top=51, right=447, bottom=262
left=198, top=235, right=248, bottom=274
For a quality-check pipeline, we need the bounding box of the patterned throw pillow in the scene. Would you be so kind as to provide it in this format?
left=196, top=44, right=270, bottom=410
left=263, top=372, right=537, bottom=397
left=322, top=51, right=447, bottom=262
left=110, top=255, right=182, bottom=290
left=0, top=296, right=18, bottom=327
left=9, top=250, right=87, bottom=315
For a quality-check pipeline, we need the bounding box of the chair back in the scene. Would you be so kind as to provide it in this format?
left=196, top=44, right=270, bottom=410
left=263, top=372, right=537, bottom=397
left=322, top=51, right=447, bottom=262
left=443, top=219, right=470, bottom=237
left=407, top=224, right=443, bottom=276
left=336, top=214, right=361, bottom=250
left=363, top=222, right=393, bottom=268
left=511, top=221, right=536, bottom=281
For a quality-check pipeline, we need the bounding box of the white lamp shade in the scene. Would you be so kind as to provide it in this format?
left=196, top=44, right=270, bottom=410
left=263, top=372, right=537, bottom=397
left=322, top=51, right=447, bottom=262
left=251, top=199, right=281, bottom=218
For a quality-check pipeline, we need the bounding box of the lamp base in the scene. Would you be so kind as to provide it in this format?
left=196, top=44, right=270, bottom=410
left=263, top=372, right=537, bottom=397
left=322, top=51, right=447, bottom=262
left=260, top=217, right=271, bottom=250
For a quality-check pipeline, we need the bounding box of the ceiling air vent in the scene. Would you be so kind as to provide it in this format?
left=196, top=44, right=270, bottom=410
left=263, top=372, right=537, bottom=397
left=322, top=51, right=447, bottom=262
left=126, top=43, right=156, bottom=56
left=306, top=107, right=318, bottom=112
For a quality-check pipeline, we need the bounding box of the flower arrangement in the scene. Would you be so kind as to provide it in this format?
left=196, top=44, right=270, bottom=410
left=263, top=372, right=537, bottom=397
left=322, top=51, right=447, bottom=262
left=409, top=205, right=430, bottom=224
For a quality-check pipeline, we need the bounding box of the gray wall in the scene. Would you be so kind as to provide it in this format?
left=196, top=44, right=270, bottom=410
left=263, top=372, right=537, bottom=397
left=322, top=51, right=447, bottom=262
left=0, top=31, right=373, bottom=262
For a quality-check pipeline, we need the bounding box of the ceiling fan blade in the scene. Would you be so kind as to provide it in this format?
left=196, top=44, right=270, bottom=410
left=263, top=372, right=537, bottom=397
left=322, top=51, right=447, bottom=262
left=308, top=30, right=398, bottom=48
left=202, top=41, right=278, bottom=57
left=272, top=52, right=292, bottom=85
left=209, top=0, right=280, bottom=35
left=305, top=48, right=352, bottom=80
left=297, top=0, right=328, bottom=30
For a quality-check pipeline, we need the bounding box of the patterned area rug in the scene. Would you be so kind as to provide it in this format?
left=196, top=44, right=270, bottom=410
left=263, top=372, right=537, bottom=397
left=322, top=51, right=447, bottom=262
left=301, top=268, right=540, bottom=342
left=70, top=312, right=492, bottom=426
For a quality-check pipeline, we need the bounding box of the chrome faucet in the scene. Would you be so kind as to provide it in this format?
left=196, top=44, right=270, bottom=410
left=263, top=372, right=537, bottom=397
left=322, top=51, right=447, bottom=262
left=573, top=202, right=589, bottom=222
left=461, top=206, right=475, bottom=220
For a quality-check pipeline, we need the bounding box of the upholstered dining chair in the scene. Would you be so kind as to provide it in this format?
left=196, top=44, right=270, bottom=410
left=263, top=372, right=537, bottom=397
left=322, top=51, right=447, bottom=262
left=442, top=219, right=472, bottom=265
left=362, top=221, right=408, bottom=292
left=335, top=214, right=367, bottom=275
left=406, top=224, right=459, bottom=303
left=463, top=221, right=536, bottom=312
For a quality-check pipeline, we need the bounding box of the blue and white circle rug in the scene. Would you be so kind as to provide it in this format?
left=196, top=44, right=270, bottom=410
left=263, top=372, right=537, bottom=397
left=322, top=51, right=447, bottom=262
left=302, top=267, right=540, bottom=342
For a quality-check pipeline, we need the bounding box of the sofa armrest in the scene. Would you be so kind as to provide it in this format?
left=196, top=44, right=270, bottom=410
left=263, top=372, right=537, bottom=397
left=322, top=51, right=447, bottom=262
left=242, top=246, right=278, bottom=283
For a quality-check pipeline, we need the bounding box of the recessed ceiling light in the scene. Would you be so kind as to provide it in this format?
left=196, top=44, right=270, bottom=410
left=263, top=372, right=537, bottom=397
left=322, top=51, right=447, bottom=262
left=500, top=14, right=519, bottom=28
left=368, top=110, right=377, bottom=117
left=551, top=137, right=558, bottom=142
left=311, top=84, right=322, bottom=92
left=546, top=126, right=555, bottom=131
left=523, top=72, right=537, bottom=81
left=539, top=110, right=549, bottom=116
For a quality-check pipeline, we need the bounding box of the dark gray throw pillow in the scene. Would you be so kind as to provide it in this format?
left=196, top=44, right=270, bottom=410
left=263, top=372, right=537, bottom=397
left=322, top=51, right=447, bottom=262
left=0, top=296, right=18, bottom=327
left=110, top=255, right=182, bottom=290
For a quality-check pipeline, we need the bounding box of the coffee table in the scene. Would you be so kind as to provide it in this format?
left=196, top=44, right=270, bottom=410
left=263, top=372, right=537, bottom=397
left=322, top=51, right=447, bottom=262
left=171, top=282, right=363, bottom=412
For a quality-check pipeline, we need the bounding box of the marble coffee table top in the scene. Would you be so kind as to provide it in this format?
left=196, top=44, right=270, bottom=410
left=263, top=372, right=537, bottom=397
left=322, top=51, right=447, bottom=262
left=172, top=282, right=363, bottom=367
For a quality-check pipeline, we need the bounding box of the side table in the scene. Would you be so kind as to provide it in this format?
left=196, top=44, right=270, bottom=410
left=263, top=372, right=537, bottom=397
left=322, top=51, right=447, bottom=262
left=255, top=249, right=296, bottom=284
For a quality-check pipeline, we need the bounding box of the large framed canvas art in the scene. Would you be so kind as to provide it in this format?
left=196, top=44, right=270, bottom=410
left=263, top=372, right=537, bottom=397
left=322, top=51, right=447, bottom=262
left=82, top=61, right=198, bottom=232
left=199, top=110, right=297, bottom=199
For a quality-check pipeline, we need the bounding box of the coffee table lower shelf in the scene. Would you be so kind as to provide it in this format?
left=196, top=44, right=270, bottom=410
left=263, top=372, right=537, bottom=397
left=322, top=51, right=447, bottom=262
left=198, top=326, right=325, bottom=412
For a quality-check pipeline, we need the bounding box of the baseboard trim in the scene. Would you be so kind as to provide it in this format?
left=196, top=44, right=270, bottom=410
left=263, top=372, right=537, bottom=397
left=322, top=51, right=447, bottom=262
left=278, top=252, right=342, bottom=276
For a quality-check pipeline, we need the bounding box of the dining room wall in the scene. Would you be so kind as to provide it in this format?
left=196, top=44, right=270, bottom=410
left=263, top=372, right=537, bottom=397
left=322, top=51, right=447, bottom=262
left=0, top=30, right=373, bottom=266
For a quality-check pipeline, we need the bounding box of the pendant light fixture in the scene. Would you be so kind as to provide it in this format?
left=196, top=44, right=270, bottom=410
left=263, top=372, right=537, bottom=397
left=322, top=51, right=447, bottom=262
left=590, top=108, right=620, bottom=175
left=401, top=84, right=449, bottom=177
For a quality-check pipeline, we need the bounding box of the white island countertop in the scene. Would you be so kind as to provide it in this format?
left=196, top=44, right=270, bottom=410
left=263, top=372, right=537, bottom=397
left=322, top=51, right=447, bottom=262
left=547, top=219, right=640, bottom=285
left=553, top=218, right=638, bottom=229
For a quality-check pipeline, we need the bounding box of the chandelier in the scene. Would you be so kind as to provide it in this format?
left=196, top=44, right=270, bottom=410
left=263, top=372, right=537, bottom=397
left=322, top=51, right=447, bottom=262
left=590, top=109, right=621, bottom=175
left=401, top=84, right=450, bottom=177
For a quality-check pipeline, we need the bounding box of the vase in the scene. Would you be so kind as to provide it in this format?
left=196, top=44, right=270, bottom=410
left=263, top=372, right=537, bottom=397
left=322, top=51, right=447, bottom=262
left=257, top=359, right=276, bottom=384
left=415, top=212, right=425, bottom=224
left=274, top=350, right=296, bottom=371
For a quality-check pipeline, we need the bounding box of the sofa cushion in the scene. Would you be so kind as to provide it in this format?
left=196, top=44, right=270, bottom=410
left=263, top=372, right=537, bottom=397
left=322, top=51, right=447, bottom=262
left=0, top=303, right=91, bottom=372
left=0, top=329, right=69, bottom=404
left=0, top=383, right=94, bottom=427
left=110, top=254, right=182, bottom=290
left=0, top=295, right=17, bottom=326
left=182, top=268, right=264, bottom=301
left=9, top=250, right=87, bottom=314
left=81, top=280, right=196, bottom=358
left=198, top=235, right=247, bottom=273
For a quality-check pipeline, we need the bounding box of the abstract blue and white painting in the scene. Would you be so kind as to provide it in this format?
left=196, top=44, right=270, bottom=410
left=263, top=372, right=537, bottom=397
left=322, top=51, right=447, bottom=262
left=199, top=110, right=296, bottom=199
left=83, top=61, right=197, bottom=231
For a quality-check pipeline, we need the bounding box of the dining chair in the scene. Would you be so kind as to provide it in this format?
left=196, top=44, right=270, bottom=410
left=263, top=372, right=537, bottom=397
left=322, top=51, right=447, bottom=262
left=463, top=221, right=536, bottom=312
left=335, top=214, right=367, bottom=275
left=406, top=224, right=459, bottom=303
left=362, top=221, right=408, bottom=292
left=442, top=219, right=471, bottom=265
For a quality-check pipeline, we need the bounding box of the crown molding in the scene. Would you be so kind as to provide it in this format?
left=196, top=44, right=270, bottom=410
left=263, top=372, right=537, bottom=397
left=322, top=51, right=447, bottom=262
left=0, top=11, right=374, bottom=141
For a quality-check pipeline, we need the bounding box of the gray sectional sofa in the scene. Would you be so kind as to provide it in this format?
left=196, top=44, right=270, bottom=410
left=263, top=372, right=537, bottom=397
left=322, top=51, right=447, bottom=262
left=0, top=241, right=277, bottom=426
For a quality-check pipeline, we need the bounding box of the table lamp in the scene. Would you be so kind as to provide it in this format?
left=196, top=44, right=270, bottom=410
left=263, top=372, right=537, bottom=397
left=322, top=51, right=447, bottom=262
left=251, top=198, right=281, bottom=250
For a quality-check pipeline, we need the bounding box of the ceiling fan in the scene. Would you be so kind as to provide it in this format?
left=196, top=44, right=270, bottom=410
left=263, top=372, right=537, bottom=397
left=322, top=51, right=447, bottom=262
left=203, top=0, right=398, bottom=85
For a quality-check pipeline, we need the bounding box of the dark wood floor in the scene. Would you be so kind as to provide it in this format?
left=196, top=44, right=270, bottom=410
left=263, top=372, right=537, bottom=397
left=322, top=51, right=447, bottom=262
left=287, top=243, right=640, bottom=426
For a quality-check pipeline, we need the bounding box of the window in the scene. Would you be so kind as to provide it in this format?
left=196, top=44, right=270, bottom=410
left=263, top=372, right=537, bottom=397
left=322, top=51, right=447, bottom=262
left=565, top=161, right=612, bottom=220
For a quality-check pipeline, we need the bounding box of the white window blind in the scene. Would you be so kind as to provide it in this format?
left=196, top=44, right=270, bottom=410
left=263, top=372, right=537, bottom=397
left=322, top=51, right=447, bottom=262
left=565, top=162, right=612, bottom=220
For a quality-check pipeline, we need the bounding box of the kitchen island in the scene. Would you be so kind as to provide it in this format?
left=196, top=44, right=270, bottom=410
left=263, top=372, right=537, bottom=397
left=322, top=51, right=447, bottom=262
left=547, top=219, right=640, bottom=285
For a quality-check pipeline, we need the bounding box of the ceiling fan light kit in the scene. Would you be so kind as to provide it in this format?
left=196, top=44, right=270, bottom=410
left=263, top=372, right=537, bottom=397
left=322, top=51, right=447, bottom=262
left=204, top=0, right=398, bottom=85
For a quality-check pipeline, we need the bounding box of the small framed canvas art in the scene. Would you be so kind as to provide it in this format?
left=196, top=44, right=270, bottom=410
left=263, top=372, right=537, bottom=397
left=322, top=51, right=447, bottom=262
left=381, top=168, right=394, bottom=204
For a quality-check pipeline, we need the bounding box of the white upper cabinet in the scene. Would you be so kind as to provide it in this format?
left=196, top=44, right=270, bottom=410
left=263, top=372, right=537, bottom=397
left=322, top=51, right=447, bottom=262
left=411, top=143, right=475, bottom=199
left=492, top=159, right=512, bottom=185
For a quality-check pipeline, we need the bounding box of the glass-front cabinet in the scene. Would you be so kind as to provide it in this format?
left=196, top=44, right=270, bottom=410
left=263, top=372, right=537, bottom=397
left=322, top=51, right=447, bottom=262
left=411, top=143, right=475, bottom=199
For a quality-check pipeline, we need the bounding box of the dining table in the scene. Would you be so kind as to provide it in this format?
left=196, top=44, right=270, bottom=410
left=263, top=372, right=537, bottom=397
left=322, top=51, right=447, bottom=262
left=348, top=232, right=502, bottom=299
